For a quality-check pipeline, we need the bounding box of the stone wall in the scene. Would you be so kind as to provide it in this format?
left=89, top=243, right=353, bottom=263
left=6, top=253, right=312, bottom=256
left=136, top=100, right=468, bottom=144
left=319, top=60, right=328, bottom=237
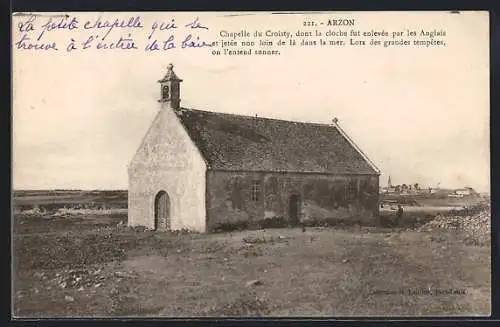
left=206, top=171, right=379, bottom=231
left=128, top=105, right=206, bottom=232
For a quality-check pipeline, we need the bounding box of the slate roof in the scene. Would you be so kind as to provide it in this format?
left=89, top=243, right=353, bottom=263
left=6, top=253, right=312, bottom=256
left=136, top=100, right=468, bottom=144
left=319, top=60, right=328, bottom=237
left=175, top=107, right=379, bottom=175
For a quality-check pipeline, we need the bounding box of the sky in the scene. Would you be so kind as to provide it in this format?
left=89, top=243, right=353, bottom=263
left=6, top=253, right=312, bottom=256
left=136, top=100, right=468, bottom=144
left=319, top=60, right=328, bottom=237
left=12, top=11, right=490, bottom=192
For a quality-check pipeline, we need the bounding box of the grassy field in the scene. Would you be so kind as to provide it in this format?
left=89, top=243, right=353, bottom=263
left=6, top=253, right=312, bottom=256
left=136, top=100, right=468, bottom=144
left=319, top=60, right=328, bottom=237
left=13, top=190, right=128, bottom=212
left=12, top=200, right=491, bottom=317
left=380, top=193, right=484, bottom=207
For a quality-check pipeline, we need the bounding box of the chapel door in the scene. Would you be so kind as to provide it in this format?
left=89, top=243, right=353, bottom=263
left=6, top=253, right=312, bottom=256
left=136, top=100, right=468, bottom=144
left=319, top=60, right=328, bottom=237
left=289, top=194, right=301, bottom=226
left=154, top=191, right=170, bottom=230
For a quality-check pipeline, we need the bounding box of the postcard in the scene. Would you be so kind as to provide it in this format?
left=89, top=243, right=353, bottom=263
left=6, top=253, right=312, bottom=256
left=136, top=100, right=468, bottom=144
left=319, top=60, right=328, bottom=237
left=12, top=11, right=490, bottom=317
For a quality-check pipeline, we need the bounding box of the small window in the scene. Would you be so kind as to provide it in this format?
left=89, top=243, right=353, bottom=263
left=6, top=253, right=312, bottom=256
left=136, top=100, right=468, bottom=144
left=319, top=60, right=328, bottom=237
left=162, top=85, right=170, bottom=100
left=346, top=180, right=358, bottom=200
left=251, top=180, right=261, bottom=202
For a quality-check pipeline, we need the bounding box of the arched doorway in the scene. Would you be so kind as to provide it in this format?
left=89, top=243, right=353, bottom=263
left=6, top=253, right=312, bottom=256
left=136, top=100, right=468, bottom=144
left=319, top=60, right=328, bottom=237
left=289, top=194, right=301, bottom=226
left=154, top=191, right=170, bottom=230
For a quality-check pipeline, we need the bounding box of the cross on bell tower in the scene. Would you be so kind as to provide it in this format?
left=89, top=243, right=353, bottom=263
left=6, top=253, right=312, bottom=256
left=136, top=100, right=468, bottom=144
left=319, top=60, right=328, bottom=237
left=158, top=63, right=183, bottom=109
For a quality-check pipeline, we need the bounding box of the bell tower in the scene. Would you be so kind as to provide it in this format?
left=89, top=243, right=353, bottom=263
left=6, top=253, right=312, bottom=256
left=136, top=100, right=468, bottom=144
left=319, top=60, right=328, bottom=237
left=158, top=63, right=182, bottom=109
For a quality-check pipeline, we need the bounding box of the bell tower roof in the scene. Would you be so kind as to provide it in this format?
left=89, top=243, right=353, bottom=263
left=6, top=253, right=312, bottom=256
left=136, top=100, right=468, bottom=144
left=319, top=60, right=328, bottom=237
left=158, top=63, right=182, bottom=109
left=158, top=63, right=183, bottom=83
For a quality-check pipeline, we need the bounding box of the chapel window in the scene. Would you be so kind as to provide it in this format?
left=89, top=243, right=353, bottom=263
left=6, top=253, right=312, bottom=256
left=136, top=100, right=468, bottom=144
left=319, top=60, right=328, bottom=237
left=251, top=180, right=261, bottom=202
left=346, top=180, right=358, bottom=200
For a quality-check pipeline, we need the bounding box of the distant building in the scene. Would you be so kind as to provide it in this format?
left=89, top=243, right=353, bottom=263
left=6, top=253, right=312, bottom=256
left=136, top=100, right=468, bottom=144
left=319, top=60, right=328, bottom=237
left=450, top=187, right=477, bottom=197
left=127, top=64, right=381, bottom=233
left=381, top=176, right=397, bottom=193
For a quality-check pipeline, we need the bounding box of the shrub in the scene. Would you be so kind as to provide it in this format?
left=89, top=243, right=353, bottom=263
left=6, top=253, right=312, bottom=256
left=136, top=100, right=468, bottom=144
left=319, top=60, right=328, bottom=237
left=258, top=217, right=287, bottom=229
left=212, top=221, right=249, bottom=233
left=302, top=216, right=374, bottom=228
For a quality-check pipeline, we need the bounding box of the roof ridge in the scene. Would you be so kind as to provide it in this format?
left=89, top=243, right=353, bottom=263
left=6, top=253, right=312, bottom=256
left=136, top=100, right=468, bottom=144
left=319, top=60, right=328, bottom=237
left=179, top=107, right=334, bottom=128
